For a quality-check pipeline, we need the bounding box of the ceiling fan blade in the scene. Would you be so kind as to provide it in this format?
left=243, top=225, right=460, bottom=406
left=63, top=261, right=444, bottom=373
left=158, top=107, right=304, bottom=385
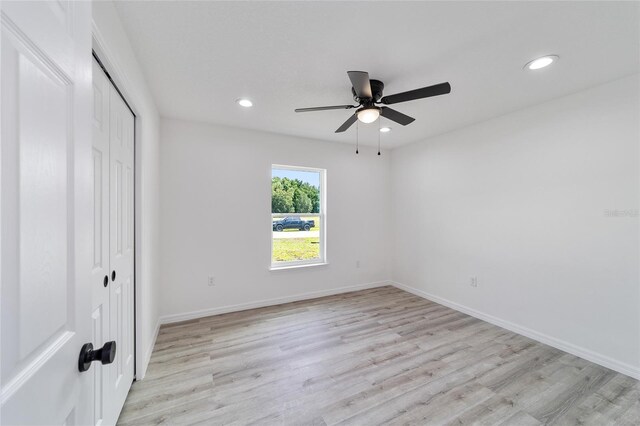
left=380, top=107, right=415, bottom=126
left=347, top=71, right=373, bottom=99
left=295, top=105, right=355, bottom=113
left=335, top=114, right=357, bottom=133
left=380, top=82, right=451, bottom=105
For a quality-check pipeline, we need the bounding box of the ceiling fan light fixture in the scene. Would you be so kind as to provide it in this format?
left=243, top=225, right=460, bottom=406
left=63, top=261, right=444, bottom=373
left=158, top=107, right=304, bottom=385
left=357, top=107, right=380, bottom=124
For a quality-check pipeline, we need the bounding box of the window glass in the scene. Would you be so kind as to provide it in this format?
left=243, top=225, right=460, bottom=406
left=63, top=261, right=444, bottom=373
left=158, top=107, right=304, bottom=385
left=271, top=166, right=325, bottom=267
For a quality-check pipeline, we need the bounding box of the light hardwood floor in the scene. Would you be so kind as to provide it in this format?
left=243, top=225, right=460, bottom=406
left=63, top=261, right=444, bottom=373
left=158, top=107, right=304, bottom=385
left=118, top=286, right=639, bottom=425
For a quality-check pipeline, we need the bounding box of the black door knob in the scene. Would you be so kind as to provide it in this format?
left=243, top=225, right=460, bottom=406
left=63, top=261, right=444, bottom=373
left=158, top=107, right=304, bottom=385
left=103, top=275, right=109, bottom=287
left=78, top=341, right=116, bottom=372
left=111, top=270, right=116, bottom=281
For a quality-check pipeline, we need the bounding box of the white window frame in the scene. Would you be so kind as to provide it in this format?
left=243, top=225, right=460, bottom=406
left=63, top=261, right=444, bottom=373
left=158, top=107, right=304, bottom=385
left=270, top=164, right=327, bottom=270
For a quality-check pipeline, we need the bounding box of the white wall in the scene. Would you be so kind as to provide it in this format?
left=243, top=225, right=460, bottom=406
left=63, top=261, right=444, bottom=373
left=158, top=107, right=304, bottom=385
left=391, top=75, right=640, bottom=378
left=159, top=118, right=391, bottom=319
left=92, top=1, right=161, bottom=379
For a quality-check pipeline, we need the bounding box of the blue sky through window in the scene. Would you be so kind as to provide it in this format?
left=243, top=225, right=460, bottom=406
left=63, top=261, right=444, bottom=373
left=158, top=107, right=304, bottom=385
left=272, top=168, right=320, bottom=188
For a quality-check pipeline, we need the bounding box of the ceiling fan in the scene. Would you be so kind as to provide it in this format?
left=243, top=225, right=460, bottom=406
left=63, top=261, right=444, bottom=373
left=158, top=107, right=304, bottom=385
left=295, top=71, right=451, bottom=133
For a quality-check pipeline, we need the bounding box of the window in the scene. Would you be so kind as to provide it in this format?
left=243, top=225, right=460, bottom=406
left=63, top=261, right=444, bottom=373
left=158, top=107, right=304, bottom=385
left=271, top=165, right=325, bottom=268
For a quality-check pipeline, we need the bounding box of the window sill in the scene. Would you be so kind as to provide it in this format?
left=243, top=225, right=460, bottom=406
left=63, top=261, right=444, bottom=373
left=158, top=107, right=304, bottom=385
left=269, top=262, right=329, bottom=271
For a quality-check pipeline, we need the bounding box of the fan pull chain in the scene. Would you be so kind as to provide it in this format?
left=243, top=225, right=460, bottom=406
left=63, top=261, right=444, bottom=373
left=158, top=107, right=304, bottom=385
left=377, top=119, right=381, bottom=156
left=356, top=119, right=359, bottom=154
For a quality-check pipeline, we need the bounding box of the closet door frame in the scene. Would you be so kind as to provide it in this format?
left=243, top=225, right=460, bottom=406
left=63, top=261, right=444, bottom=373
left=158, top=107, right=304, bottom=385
left=91, top=45, right=140, bottom=382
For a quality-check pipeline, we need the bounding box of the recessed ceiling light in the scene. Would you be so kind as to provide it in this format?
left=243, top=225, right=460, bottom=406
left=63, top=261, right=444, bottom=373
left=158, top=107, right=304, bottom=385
left=236, top=98, right=253, bottom=107
left=380, top=127, right=392, bottom=133
left=524, top=55, right=559, bottom=70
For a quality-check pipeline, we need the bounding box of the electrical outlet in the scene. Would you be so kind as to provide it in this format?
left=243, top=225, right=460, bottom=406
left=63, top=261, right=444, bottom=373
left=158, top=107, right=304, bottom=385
left=208, top=276, right=216, bottom=286
left=470, top=277, right=478, bottom=287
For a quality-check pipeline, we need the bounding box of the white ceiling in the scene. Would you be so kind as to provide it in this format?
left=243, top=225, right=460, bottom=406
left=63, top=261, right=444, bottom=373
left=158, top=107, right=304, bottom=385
left=114, top=1, right=639, bottom=148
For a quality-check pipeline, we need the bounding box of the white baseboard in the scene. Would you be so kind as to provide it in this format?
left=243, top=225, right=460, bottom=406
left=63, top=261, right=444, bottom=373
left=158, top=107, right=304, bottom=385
left=391, top=281, right=640, bottom=380
left=136, top=318, right=161, bottom=380
left=159, top=280, right=391, bottom=325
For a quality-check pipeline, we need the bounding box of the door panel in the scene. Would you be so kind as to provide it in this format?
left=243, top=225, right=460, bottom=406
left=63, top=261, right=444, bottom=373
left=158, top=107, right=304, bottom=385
left=92, top=59, right=136, bottom=424
left=1, top=1, right=93, bottom=424
left=91, top=57, right=112, bottom=426
left=108, top=72, right=135, bottom=422
left=17, top=39, right=69, bottom=360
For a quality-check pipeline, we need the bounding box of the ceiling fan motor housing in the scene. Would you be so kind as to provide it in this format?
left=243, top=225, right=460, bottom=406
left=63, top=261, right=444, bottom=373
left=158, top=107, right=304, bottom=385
left=352, top=79, right=385, bottom=103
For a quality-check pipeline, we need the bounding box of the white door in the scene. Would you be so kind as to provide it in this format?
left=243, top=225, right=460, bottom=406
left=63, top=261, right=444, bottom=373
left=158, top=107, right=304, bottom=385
left=108, top=72, right=135, bottom=421
left=1, top=1, right=94, bottom=425
left=91, top=58, right=114, bottom=426
left=92, top=58, right=135, bottom=425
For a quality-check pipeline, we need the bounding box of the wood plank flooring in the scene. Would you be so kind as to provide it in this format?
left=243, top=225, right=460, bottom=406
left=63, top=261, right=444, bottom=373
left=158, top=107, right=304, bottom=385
left=118, top=286, right=639, bottom=425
